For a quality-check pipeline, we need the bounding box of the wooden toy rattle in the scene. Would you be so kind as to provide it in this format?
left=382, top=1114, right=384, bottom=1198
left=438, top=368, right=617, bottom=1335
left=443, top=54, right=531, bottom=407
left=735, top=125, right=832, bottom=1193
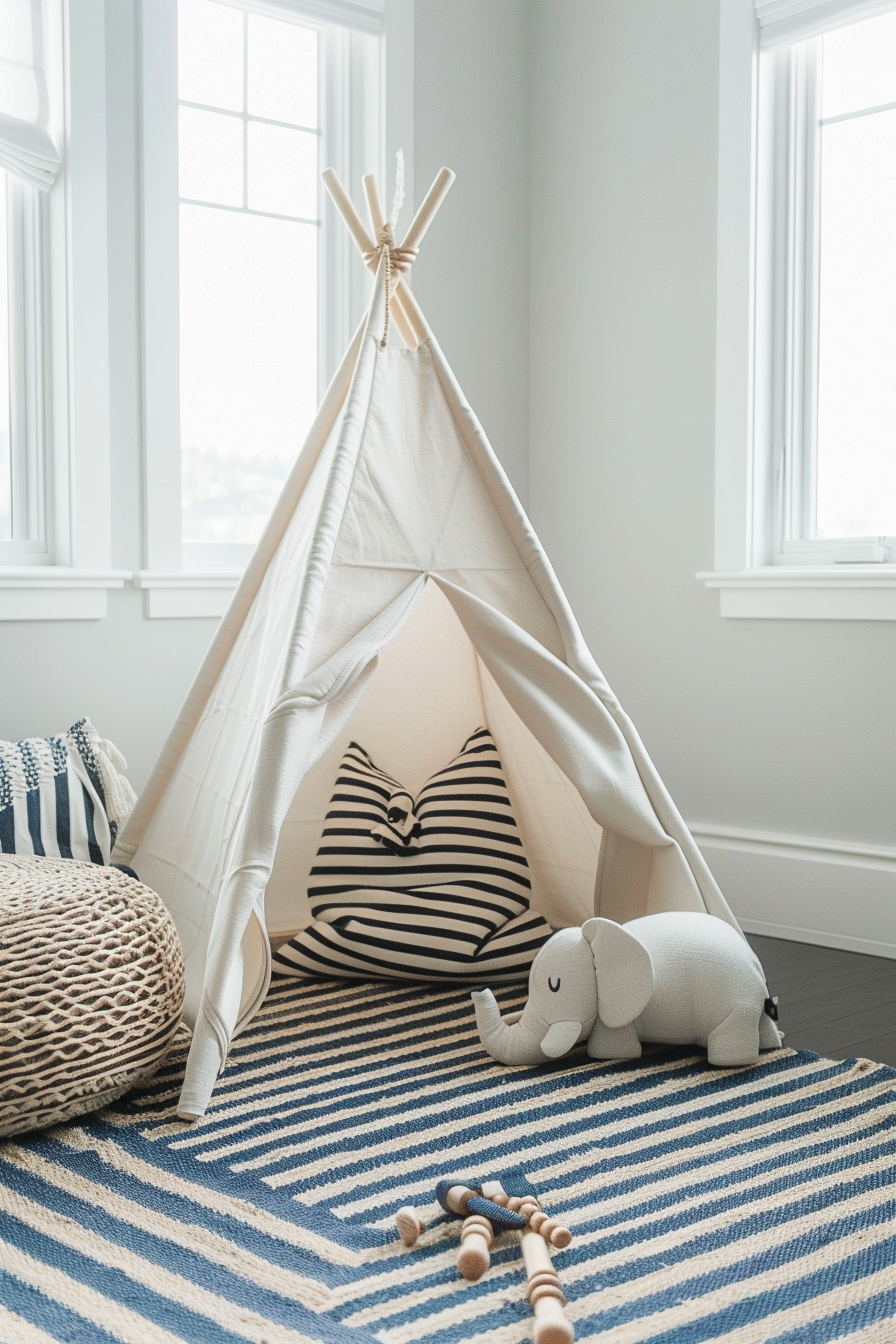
left=393, top=1172, right=575, bottom=1342
left=483, top=1178, right=574, bottom=1344
left=435, top=1179, right=528, bottom=1280
left=486, top=1188, right=573, bottom=1248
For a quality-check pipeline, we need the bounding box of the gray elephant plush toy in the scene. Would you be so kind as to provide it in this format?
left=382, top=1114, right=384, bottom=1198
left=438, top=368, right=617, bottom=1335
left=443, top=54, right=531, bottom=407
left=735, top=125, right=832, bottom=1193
left=472, top=911, right=782, bottom=1067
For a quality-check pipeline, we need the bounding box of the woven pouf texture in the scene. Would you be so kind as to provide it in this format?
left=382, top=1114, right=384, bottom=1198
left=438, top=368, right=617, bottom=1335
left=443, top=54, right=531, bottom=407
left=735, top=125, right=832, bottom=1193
left=0, top=855, right=184, bottom=1137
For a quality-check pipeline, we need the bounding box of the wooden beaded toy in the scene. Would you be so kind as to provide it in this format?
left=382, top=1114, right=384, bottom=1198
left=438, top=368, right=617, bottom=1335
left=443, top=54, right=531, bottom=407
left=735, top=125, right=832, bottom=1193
left=393, top=1171, right=574, bottom=1343
left=482, top=1177, right=574, bottom=1344
left=435, top=1179, right=528, bottom=1280
left=485, top=1188, right=573, bottom=1248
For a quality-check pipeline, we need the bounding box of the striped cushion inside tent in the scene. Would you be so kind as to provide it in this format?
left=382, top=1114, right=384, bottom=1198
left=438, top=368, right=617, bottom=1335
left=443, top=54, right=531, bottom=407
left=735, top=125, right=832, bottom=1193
left=0, top=718, right=136, bottom=864
left=275, top=727, right=553, bottom=981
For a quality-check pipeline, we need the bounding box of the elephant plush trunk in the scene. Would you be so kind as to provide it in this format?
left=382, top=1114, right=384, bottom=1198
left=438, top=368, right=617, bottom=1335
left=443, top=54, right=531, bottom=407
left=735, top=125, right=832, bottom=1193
left=471, top=989, right=548, bottom=1066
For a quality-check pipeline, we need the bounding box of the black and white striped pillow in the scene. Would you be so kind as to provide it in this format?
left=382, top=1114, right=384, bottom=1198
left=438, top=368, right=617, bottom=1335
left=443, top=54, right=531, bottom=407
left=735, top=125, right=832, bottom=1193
left=274, top=728, right=553, bottom=982
left=0, top=719, right=136, bottom=864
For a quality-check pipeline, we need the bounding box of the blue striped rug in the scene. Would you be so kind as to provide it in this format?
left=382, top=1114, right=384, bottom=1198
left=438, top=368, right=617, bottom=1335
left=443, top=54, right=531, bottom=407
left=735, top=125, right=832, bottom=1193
left=2, top=976, right=896, bottom=1343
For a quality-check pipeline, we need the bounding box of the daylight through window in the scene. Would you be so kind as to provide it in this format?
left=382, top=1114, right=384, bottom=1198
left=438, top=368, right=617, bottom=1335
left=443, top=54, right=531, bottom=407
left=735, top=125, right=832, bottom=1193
left=178, top=0, right=320, bottom=546
left=815, top=11, right=896, bottom=539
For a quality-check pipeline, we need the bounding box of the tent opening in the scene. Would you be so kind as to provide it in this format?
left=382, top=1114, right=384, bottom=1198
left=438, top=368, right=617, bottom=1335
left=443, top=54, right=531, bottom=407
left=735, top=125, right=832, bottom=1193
left=265, top=579, right=605, bottom=947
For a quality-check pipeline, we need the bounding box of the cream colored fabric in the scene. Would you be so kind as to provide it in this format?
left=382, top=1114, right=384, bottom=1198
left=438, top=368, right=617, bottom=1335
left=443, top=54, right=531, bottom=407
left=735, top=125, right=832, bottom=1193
left=477, top=658, right=602, bottom=931
left=115, top=259, right=739, bottom=1119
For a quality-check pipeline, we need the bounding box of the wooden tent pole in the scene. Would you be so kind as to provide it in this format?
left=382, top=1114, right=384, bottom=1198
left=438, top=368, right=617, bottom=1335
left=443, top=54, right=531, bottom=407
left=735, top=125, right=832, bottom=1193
left=361, top=173, right=386, bottom=237
left=325, top=166, right=453, bottom=348
left=387, top=272, right=429, bottom=345
left=388, top=168, right=457, bottom=342
left=322, top=168, right=417, bottom=349
left=399, top=167, right=456, bottom=253
left=321, top=167, right=372, bottom=254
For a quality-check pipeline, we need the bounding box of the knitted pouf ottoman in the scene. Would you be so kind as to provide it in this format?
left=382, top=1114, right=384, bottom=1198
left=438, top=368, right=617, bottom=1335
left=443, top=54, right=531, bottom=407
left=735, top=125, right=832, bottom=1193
left=0, top=855, right=185, bottom=1137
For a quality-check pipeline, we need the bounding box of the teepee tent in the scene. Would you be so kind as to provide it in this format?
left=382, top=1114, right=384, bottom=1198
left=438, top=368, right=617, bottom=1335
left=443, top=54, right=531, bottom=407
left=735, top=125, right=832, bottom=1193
left=114, top=168, right=741, bottom=1120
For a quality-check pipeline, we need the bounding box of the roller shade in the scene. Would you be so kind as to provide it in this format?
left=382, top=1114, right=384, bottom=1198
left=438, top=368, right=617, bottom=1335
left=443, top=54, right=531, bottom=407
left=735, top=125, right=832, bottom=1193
left=0, top=0, right=60, bottom=190
left=756, top=0, right=896, bottom=48
left=223, top=0, right=384, bottom=35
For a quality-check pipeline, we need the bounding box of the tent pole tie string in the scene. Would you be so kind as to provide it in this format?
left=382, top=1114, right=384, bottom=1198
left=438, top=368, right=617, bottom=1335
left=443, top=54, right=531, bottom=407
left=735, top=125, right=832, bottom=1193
left=365, top=223, right=417, bottom=348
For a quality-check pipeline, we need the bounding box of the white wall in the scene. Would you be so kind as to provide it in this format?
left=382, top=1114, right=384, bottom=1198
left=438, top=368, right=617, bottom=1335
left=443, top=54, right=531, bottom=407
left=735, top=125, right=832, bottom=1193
left=528, top=0, right=896, bottom=954
left=4, top=0, right=893, bottom=955
left=411, top=0, right=531, bottom=499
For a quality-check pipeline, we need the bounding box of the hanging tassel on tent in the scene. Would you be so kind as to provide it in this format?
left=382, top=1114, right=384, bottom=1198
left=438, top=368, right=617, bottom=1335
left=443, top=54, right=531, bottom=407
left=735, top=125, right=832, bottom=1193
left=390, top=148, right=406, bottom=228
left=365, top=150, right=417, bottom=347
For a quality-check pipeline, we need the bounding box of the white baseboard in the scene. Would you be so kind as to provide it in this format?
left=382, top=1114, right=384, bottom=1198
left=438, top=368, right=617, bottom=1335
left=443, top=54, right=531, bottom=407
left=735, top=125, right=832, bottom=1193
left=689, top=822, right=896, bottom=961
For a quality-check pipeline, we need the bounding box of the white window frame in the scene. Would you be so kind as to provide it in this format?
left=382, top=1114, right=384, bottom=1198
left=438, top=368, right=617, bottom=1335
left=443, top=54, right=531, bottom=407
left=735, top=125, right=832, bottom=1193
left=136, top=0, right=382, bottom=618
left=702, top=0, right=896, bottom=619
left=0, top=0, right=128, bottom=620
left=2, top=178, right=47, bottom=563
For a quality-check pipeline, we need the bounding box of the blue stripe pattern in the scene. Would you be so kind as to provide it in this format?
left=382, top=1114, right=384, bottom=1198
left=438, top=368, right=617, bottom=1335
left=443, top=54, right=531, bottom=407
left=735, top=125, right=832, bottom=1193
left=0, top=720, right=112, bottom=864
left=54, top=767, right=73, bottom=858
left=81, top=783, right=103, bottom=866
left=1, top=977, right=894, bottom=1342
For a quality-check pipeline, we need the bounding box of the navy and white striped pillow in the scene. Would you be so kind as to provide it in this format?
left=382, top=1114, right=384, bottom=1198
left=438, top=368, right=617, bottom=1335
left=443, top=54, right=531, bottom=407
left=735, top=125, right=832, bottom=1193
left=0, top=719, right=136, bottom=864
left=274, top=728, right=553, bottom=982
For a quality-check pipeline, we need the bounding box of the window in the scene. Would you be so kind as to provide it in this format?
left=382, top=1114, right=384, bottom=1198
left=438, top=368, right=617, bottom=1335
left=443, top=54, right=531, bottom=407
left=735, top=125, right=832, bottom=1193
left=139, top=0, right=382, bottom=611
left=0, top=0, right=125, bottom=620
left=706, top=0, right=896, bottom=618
left=0, top=174, right=47, bottom=563
left=764, top=8, right=896, bottom=561
left=178, top=0, right=321, bottom=552
left=813, top=17, right=896, bottom=541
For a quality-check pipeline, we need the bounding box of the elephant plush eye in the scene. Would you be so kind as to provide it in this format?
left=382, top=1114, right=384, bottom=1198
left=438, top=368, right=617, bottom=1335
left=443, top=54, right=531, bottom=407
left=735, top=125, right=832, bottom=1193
left=548, top=976, right=561, bottom=993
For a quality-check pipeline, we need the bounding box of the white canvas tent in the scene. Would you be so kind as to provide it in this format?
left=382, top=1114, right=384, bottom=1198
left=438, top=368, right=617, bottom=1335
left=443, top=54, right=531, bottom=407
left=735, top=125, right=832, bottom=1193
left=114, top=169, right=742, bottom=1120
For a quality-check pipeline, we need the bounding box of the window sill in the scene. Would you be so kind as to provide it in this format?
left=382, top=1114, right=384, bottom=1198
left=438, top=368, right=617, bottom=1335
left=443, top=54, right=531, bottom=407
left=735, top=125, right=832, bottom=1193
left=0, top=569, right=132, bottom=620
left=132, top=570, right=242, bottom=619
left=698, top=567, right=896, bottom=620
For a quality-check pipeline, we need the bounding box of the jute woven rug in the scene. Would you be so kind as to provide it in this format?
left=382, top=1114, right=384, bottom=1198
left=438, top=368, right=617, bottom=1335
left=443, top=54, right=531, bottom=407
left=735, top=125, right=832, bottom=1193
left=2, top=977, right=896, bottom=1343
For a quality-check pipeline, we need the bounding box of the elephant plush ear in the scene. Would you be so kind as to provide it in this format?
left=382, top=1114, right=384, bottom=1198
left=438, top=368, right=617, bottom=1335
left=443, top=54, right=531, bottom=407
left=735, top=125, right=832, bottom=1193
left=582, top=918, right=654, bottom=1029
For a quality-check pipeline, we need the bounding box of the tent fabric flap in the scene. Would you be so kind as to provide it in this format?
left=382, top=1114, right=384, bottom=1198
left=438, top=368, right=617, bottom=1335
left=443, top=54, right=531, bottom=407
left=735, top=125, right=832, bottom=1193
left=177, top=577, right=426, bottom=1118
left=432, top=576, right=677, bottom=851
left=431, top=576, right=718, bottom=923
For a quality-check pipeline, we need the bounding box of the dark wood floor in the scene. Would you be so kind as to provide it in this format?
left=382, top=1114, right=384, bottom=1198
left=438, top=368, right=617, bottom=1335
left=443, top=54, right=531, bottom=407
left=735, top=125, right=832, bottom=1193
left=748, top=933, right=896, bottom=1067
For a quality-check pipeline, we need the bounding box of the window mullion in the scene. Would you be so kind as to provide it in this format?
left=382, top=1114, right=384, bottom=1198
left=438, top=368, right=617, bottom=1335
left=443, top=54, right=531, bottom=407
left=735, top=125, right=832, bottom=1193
left=785, top=48, right=804, bottom=546
left=779, top=40, right=822, bottom=551
left=6, top=184, right=28, bottom=542
left=5, top=179, right=47, bottom=551
left=23, top=187, right=46, bottom=545
left=318, top=24, right=352, bottom=393
left=799, top=43, right=822, bottom=542
left=141, top=0, right=183, bottom=573
left=242, top=11, right=249, bottom=209
left=765, top=47, right=790, bottom=562
left=318, top=24, right=382, bottom=391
